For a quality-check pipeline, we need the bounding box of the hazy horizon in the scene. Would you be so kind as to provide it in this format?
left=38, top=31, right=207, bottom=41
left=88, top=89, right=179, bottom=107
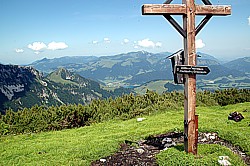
left=1, top=50, right=248, bottom=66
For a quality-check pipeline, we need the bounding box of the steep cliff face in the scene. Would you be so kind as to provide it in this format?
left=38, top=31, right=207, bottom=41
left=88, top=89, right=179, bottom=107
left=0, top=65, right=39, bottom=108
left=0, top=65, right=131, bottom=114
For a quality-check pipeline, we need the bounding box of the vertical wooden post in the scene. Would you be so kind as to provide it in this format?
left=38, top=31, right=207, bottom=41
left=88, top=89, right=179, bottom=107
left=183, top=0, right=197, bottom=154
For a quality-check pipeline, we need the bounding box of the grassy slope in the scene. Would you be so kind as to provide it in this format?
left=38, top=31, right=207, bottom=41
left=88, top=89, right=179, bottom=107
left=134, top=80, right=169, bottom=95
left=0, top=103, right=249, bottom=165
left=47, top=71, right=78, bottom=86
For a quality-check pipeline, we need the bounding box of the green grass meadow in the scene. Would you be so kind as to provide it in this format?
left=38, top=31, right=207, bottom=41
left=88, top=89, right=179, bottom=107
left=0, top=102, right=249, bottom=165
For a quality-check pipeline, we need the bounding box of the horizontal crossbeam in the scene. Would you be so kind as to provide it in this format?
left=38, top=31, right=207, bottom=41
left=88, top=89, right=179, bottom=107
left=142, top=4, right=231, bottom=16
left=196, top=5, right=231, bottom=15
left=142, top=4, right=186, bottom=15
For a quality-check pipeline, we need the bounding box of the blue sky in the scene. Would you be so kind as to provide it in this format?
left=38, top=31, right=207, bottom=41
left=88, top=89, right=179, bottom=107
left=0, top=0, right=249, bottom=64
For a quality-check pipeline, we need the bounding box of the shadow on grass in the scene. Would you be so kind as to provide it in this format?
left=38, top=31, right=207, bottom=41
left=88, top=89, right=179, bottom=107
left=173, top=144, right=184, bottom=151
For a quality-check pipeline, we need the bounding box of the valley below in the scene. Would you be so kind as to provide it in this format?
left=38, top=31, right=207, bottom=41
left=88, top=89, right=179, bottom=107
left=30, top=51, right=250, bottom=91
left=1, top=51, right=249, bottom=113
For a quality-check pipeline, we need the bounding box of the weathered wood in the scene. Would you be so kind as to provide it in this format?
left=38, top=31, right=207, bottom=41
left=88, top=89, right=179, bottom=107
left=194, top=115, right=199, bottom=154
left=142, top=4, right=231, bottom=16
left=142, top=4, right=186, bottom=15
left=196, top=5, right=231, bottom=15
left=183, top=0, right=197, bottom=154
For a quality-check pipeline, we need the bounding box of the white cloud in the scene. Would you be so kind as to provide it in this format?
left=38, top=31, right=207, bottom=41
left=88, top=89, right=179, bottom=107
left=104, top=38, right=111, bottom=43
left=47, top=42, right=68, bottom=50
left=34, top=51, right=40, bottom=55
left=138, top=39, right=155, bottom=48
left=135, top=39, right=162, bottom=48
left=92, top=40, right=99, bottom=44
left=15, top=48, right=24, bottom=53
left=28, top=42, right=47, bottom=51
left=122, top=38, right=129, bottom=44
left=248, top=16, right=250, bottom=25
left=155, top=42, right=162, bottom=48
left=196, top=39, right=205, bottom=49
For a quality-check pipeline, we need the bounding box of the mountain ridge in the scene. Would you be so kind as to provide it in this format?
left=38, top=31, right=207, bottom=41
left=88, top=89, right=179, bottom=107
left=0, top=64, right=132, bottom=113
left=28, top=51, right=249, bottom=86
left=224, top=57, right=250, bottom=74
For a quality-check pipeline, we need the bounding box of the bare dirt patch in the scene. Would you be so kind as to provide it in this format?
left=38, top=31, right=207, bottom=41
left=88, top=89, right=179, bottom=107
left=91, top=132, right=250, bottom=166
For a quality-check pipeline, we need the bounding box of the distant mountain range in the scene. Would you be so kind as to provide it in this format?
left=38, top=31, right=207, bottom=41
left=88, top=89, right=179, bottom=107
left=31, top=56, right=98, bottom=74
left=0, top=64, right=131, bottom=113
left=29, top=51, right=249, bottom=86
left=224, top=57, right=250, bottom=74
left=1, top=51, right=249, bottom=112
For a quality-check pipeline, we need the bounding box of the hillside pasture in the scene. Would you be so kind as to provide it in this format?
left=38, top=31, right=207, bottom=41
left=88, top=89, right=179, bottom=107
left=0, top=102, right=249, bottom=165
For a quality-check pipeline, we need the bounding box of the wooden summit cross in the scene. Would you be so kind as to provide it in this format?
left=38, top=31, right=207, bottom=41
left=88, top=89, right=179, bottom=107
left=142, top=0, right=231, bottom=154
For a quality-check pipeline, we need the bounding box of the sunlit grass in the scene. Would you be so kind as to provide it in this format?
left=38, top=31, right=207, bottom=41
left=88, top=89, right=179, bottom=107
left=0, top=102, right=249, bottom=165
left=198, top=103, right=250, bottom=153
left=47, top=69, right=78, bottom=86
left=157, top=144, right=246, bottom=166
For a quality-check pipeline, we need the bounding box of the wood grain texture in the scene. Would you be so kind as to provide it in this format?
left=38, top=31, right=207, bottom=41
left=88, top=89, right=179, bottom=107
left=142, top=4, right=231, bottom=16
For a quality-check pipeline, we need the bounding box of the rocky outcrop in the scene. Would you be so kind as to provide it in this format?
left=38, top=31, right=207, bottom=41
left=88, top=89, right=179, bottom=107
left=0, top=64, right=130, bottom=113
left=0, top=64, right=37, bottom=100
left=0, top=84, right=25, bottom=100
